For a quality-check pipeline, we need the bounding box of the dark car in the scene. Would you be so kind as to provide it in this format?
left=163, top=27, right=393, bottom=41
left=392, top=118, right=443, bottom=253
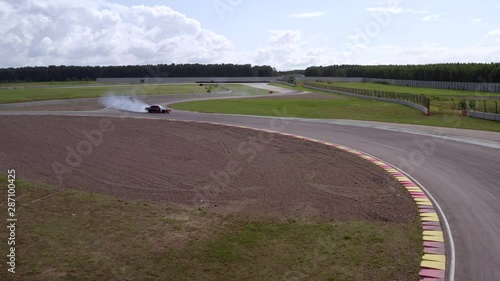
left=145, top=105, right=171, bottom=114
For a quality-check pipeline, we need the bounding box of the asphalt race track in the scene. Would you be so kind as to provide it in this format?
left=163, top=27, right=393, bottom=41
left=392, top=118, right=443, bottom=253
left=1, top=84, right=499, bottom=281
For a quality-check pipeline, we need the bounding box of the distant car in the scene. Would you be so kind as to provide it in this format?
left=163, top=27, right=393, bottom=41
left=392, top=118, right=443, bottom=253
left=145, top=105, right=171, bottom=114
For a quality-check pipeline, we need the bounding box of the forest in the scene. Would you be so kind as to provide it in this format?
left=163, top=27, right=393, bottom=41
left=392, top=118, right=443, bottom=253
left=304, top=63, right=500, bottom=83
left=0, top=63, right=276, bottom=83
left=2, top=62, right=500, bottom=83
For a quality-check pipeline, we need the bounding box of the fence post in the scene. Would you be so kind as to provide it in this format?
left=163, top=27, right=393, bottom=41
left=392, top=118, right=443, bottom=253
left=427, top=98, right=431, bottom=115
left=484, top=100, right=487, bottom=113
left=496, top=101, right=498, bottom=114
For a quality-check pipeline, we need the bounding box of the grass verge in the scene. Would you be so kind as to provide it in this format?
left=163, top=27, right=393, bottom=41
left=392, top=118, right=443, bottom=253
left=0, top=175, right=421, bottom=281
left=0, top=84, right=212, bottom=104
left=172, top=94, right=500, bottom=132
left=0, top=81, right=99, bottom=87
left=219, top=83, right=270, bottom=95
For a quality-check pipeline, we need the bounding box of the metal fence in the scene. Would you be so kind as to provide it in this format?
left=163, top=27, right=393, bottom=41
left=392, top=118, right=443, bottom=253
left=303, top=81, right=431, bottom=115
left=467, top=100, right=499, bottom=114
left=464, top=100, right=500, bottom=122
left=460, top=99, right=500, bottom=114
left=295, top=77, right=500, bottom=93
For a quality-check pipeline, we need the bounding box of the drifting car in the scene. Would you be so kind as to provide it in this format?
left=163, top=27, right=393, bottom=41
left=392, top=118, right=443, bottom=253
left=145, top=105, right=171, bottom=114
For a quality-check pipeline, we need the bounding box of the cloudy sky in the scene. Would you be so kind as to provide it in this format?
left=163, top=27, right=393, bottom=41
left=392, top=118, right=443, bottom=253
left=1, top=0, right=499, bottom=70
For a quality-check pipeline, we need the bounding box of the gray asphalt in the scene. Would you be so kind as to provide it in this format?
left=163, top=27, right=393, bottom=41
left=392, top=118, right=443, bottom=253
left=1, top=84, right=499, bottom=281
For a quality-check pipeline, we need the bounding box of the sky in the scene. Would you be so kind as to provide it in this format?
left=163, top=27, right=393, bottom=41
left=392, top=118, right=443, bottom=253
left=1, top=0, right=499, bottom=70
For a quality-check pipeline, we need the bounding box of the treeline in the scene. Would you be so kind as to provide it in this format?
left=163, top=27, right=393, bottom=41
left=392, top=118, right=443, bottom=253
left=278, top=69, right=306, bottom=76
left=0, top=63, right=277, bottom=83
left=305, top=63, right=500, bottom=83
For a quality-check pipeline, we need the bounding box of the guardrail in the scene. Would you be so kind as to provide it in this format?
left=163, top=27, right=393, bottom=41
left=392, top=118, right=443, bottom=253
left=296, top=77, right=500, bottom=93
left=302, top=82, right=431, bottom=115
left=464, top=99, right=499, bottom=114
left=462, top=99, right=500, bottom=122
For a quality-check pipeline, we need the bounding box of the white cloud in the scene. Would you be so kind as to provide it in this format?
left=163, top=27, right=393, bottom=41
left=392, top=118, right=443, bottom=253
left=2, top=0, right=499, bottom=71
left=0, top=0, right=234, bottom=67
left=288, top=12, right=325, bottom=19
left=253, top=30, right=331, bottom=70
left=469, top=17, right=489, bottom=26
left=365, top=7, right=407, bottom=14
left=422, top=14, right=439, bottom=22
left=471, top=18, right=483, bottom=24
left=366, top=4, right=430, bottom=15
left=333, top=44, right=500, bottom=65
left=413, top=10, right=431, bottom=15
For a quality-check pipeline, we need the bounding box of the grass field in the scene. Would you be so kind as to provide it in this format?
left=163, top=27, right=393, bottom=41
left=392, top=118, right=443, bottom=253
left=311, top=81, right=500, bottom=98
left=219, top=83, right=269, bottom=96
left=0, top=81, right=99, bottom=87
left=310, top=81, right=500, bottom=113
left=0, top=84, right=214, bottom=104
left=0, top=175, right=421, bottom=281
left=174, top=85, right=500, bottom=132
left=0, top=83, right=269, bottom=104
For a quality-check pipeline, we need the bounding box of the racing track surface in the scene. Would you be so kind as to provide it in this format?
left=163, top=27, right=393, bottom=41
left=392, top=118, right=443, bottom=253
left=1, top=84, right=500, bottom=281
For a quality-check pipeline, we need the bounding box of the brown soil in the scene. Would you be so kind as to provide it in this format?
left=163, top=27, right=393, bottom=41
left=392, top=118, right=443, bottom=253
left=0, top=115, right=417, bottom=222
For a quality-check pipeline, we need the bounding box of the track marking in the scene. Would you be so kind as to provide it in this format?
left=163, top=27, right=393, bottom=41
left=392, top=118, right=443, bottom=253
left=353, top=147, right=455, bottom=281
left=156, top=119, right=455, bottom=281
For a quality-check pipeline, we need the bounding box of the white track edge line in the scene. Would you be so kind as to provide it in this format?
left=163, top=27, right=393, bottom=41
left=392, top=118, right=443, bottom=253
left=403, top=170, right=456, bottom=281
left=359, top=150, right=456, bottom=281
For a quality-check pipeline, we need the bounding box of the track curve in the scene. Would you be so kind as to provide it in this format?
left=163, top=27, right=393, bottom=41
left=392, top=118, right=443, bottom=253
left=1, top=84, right=499, bottom=281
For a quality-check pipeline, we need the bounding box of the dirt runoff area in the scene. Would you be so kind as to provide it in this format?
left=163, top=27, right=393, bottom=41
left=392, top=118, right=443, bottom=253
left=0, top=115, right=417, bottom=223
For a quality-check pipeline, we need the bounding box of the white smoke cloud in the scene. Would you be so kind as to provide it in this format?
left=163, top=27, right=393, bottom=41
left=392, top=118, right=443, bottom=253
left=99, top=93, right=149, bottom=112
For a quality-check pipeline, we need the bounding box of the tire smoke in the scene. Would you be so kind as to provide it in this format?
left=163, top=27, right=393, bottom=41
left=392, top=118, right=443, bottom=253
left=99, top=93, right=149, bottom=112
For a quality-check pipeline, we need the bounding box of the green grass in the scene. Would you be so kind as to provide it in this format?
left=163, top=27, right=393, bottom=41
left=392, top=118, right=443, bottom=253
left=0, top=84, right=214, bottom=104
left=0, top=81, right=99, bottom=87
left=311, top=81, right=500, bottom=98
left=166, top=221, right=421, bottom=281
left=0, top=83, right=269, bottom=104
left=0, top=175, right=421, bottom=281
left=173, top=95, right=500, bottom=132
left=432, top=100, right=500, bottom=113
left=220, top=83, right=270, bottom=95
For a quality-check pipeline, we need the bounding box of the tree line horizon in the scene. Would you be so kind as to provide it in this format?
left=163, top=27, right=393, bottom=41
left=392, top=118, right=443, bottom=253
left=1, top=62, right=499, bottom=83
